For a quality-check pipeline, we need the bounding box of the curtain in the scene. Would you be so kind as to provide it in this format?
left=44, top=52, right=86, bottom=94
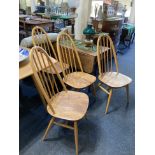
left=74, top=0, right=92, bottom=40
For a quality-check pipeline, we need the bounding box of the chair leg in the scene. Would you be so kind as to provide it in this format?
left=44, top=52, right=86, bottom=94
left=42, top=117, right=55, bottom=141
left=92, top=83, right=96, bottom=96
left=105, top=89, right=113, bottom=114
left=125, top=85, right=129, bottom=104
left=74, top=121, right=78, bottom=155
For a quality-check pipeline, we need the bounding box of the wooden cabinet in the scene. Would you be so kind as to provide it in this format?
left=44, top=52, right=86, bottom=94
left=102, top=17, right=123, bottom=49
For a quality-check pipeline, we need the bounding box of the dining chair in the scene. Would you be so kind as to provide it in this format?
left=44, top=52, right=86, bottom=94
left=30, top=46, right=89, bottom=155
left=97, top=34, right=132, bottom=114
left=32, top=26, right=69, bottom=74
left=56, top=32, right=96, bottom=95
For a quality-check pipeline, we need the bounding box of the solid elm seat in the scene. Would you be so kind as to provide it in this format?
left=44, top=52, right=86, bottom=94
left=47, top=91, right=89, bottom=121
left=63, top=72, right=96, bottom=89
left=98, top=72, right=132, bottom=88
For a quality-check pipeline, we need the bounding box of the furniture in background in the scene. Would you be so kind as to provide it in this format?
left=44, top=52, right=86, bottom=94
left=19, top=16, right=53, bottom=37
left=119, top=23, right=135, bottom=49
left=97, top=34, right=132, bottom=114
left=92, top=17, right=123, bottom=51
left=50, top=14, right=77, bottom=34
left=30, top=46, right=89, bottom=155
left=102, top=17, right=123, bottom=50
left=57, top=32, right=96, bottom=95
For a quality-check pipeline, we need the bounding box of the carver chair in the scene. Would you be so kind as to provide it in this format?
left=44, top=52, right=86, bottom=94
left=30, top=46, right=89, bottom=155
left=32, top=26, right=69, bottom=74
left=97, top=34, right=132, bottom=114
left=57, top=32, right=96, bottom=95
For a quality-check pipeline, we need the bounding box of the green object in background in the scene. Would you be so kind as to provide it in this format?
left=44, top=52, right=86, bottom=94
left=83, top=24, right=96, bottom=35
left=123, top=23, right=135, bottom=36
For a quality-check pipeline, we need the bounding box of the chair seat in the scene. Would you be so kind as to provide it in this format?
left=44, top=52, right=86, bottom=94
left=47, top=91, right=89, bottom=121
left=63, top=72, right=96, bottom=89
left=98, top=72, right=132, bottom=88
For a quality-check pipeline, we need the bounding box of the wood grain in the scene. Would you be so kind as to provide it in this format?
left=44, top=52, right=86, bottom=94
left=97, top=34, right=132, bottom=114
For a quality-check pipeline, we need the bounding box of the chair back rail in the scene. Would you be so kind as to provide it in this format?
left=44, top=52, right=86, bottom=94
left=32, top=26, right=58, bottom=60
left=30, top=46, right=67, bottom=114
left=57, top=32, right=83, bottom=80
left=97, top=34, right=119, bottom=76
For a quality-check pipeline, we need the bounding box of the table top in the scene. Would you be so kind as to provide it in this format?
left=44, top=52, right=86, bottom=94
left=60, top=39, right=109, bottom=57
left=19, top=16, right=52, bottom=25
left=19, top=47, right=57, bottom=80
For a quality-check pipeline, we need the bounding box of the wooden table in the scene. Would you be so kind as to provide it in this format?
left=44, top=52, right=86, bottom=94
left=19, top=16, right=53, bottom=36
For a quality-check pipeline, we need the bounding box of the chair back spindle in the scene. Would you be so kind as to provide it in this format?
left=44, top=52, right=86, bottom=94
left=57, top=32, right=83, bottom=80
left=30, top=46, right=67, bottom=114
left=97, top=34, right=119, bottom=76
left=32, top=26, right=58, bottom=60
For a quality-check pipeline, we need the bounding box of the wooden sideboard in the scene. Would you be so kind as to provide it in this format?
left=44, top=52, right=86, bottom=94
left=102, top=17, right=123, bottom=49
left=92, top=17, right=123, bottom=50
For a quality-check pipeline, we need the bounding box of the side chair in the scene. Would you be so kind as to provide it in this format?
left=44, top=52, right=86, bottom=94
left=32, top=26, right=69, bottom=74
left=97, top=34, right=132, bottom=114
left=30, top=46, right=89, bottom=155
left=56, top=32, right=96, bottom=95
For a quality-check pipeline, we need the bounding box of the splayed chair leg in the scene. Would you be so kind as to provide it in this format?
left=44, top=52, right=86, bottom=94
left=105, top=89, right=112, bottom=114
left=42, top=117, right=55, bottom=141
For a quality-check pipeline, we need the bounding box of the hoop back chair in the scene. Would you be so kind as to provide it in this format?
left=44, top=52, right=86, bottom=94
left=97, top=34, right=132, bottom=114
left=57, top=32, right=96, bottom=92
left=30, top=46, right=89, bottom=155
left=32, top=26, right=68, bottom=73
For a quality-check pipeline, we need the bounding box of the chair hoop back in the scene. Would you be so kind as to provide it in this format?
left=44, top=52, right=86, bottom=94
left=32, top=26, right=58, bottom=60
left=97, top=34, right=119, bottom=76
left=57, top=32, right=83, bottom=80
left=30, top=46, right=67, bottom=114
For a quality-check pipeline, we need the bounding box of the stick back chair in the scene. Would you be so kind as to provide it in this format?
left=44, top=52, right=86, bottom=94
left=57, top=32, right=96, bottom=93
left=97, top=34, right=132, bottom=114
left=30, top=46, right=89, bottom=155
left=32, top=26, right=68, bottom=73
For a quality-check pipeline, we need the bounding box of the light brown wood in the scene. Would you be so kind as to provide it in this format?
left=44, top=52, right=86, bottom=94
left=32, top=26, right=58, bottom=59
left=53, top=121, right=74, bottom=130
left=63, top=72, right=96, bottom=89
left=98, top=72, right=132, bottom=88
left=57, top=32, right=96, bottom=92
left=47, top=90, right=89, bottom=121
left=32, top=26, right=69, bottom=73
left=97, top=34, right=132, bottom=114
left=105, top=89, right=112, bottom=114
left=19, top=47, right=58, bottom=80
left=30, top=46, right=89, bottom=155
left=42, top=117, right=55, bottom=141
left=74, top=121, right=78, bottom=155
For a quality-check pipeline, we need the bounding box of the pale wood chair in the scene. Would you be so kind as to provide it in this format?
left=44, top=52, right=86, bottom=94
left=30, top=46, right=89, bottom=155
left=32, top=26, right=68, bottom=74
left=57, top=32, right=96, bottom=95
left=97, top=34, right=132, bottom=114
